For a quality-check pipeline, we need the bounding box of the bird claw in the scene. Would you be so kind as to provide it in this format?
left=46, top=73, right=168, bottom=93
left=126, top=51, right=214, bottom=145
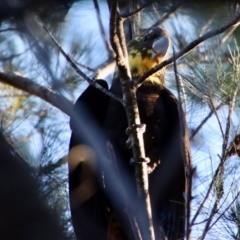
left=125, top=124, right=146, bottom=136
left=147, top=160, right=160, bottom=174
left=130, top=157, right=150, bottom=165
left=125, top=137, right=132, bottom=149
left=125, top=124, right=146, bottom=148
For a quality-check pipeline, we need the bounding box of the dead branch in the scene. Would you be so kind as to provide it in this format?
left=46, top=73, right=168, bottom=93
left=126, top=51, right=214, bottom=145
left=0, top=71, right=73, bottom=116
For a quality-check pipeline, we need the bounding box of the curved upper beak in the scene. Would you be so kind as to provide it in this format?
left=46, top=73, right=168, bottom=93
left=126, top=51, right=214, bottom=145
left=152, top=36, right=170, bottom=59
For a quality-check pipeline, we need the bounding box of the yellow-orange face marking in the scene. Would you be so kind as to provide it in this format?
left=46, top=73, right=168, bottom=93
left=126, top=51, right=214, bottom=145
left=115, top=27, right=169, bottom=86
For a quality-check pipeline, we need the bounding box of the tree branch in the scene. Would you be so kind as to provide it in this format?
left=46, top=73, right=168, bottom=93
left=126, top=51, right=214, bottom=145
left=0, top=71, right=73, bottom=116
left=109, top=2, right=155, bottom=240
left=136, top=13, right=240, bottom=86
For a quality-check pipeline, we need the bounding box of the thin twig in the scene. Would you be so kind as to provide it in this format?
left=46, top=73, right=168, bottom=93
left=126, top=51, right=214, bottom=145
left=208, top=98, right=224, bottom=139
left=190, top=103, right=223, bottom=140
left=181, top=77, right=209, bottom=100
left=199, top=88, right=238, bottom=239
left=220, top=24, right=239, bottom=44
left=222, top=88, right=238, bottom=157
left=40, top=22, right=123, bottom=105
left=150, top=3, right=161, bottom=20
left=93, top=0, right=114, bottom=57
left=173, top=47, right=182, bottom=105
left=0, top=28, right=17, bottom=32
left=178, top=75, right=187, bottom=112
left=199, top=13, right=216, bottom=36
left=209, top=192, right=240, bottom=230
left=190, top=159, right=224, bottom=227
left=199, top=201, right=218, bottom=240
left=73, top=60, right=95, bottom=72
left=136, top=13, right=240, bottom=85
left=120, top=1, right=154, bottom=19
left=152, top=2, right=183, bottom=27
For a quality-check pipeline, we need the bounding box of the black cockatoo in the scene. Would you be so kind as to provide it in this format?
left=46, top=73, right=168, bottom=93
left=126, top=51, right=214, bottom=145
left=68, top=27, right=191, bottom=240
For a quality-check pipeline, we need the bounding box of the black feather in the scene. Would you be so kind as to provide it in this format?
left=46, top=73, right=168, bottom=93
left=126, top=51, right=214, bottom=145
left=69, top=79, right=109, bottom=149
left=68, top=80, right=110, bottom=240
